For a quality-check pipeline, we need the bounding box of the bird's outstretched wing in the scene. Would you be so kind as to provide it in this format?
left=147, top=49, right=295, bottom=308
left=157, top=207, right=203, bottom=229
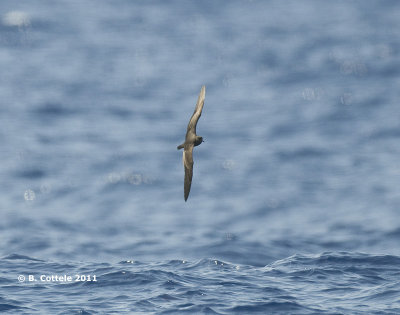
left=187, top=85, right=205, bottom=134
left=183, top=145, right=194, bottom=201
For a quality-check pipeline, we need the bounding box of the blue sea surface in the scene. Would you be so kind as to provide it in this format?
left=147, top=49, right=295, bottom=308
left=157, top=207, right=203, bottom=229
left=1, top=0, right=400, bottom=314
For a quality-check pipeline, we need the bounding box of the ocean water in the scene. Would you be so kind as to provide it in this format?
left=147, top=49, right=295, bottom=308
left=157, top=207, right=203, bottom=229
left=1, top=0, right=400, bottom=313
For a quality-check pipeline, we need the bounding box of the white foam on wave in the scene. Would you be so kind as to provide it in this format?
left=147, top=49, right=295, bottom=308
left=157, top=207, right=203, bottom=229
left=2, top=11, right=30, bottom=27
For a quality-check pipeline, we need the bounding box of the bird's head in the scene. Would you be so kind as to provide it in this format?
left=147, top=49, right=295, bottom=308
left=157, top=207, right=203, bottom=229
left=194, top=136, right=203, bottom=146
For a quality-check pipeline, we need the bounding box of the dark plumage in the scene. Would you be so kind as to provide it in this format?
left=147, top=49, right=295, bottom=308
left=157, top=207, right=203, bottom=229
left=177, top=86, right=206, bottom=201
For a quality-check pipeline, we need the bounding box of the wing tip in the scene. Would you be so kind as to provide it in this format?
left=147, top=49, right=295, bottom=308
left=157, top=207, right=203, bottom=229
left=184, top=187, right=189, bottom=201
left=200, top=85, right=206, bottom=96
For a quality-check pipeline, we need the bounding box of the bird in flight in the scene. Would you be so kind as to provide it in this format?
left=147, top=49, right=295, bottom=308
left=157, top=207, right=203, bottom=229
left=177, top=85, right=206, bottom=201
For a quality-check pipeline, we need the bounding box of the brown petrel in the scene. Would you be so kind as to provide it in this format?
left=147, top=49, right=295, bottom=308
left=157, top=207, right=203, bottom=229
left=177, top=85, right=206, bottom=201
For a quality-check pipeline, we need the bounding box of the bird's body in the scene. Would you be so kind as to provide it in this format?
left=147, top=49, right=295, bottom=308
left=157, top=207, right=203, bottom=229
left=177, top=85, right=206, bottom=201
